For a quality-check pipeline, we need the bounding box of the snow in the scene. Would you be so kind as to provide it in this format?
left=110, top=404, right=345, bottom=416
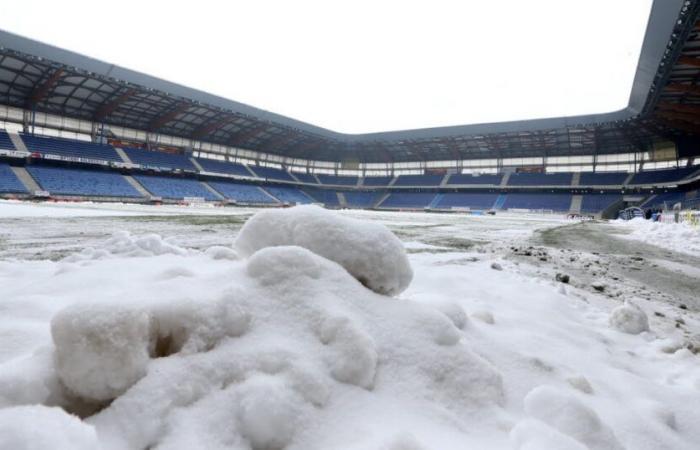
left=235, top=205, right=413, bottom=295
left=612, top=217, right=700, bottom=257
left=609, top=300, right=650, bottom=334
left=0, top=201, right=699, bottom=449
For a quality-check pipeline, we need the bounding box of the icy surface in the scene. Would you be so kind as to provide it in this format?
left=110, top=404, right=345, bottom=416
left=0, top=201, right=699, bottom=449
left=235, top=205, right=413, bottom=295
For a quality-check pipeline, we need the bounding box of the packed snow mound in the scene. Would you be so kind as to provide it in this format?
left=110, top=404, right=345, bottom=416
left=42, top=245, right=502, bottom=449
left=234, top=205, right=413, bottom=295
left=522, top=386, right=623, bottom=450
left=65, top=230, right=188, bottom=261
left=609, top=300, right=649, bottom=334
left=0, top=405, right=99, bottom=450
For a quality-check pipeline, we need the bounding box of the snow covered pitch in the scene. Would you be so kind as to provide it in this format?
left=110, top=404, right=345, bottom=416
left=0, top=200, right=699, bottom=450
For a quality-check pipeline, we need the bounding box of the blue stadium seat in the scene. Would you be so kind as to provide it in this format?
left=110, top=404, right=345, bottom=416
left=507, top=172, right=572, bottom=186
left=446, top=174, right=503, bottom=185
left=249, top=166, right=295, bottom=182
left=317, top=175, right=358, bottom=186
left=435, top=193, right=498, bottom=209
left=380, top=192, right=436, bottom=208
left=21, top=134, right=123, bottom=162
left=27, top=165, right=140, bottom=197
left=291, top=172, right=318, bottom=184
left=134, top=175, right=218, bottom=200
left=641, top=192, right=686, bottom=208
left=363, top=176, right=393, bottom=186
left=265, top=186, right=313, bottom=204
left=0, top=131, right=16, bottom=151
left=195, top=158, right=253, bottom=177
left=123, top=147, right=195, bottom=171
left=207, top=181, right=276, bottom=203
left=303, top=188, right=340, bottom=206
left=393, top=174, right=445, bottom=187
left=579, top=172, right=628, bottom=186
left=629, top=167, right=696, bottom=185
left=580, top=194, right=622, bottom=213
left=502, top=193, right=572, bottom=211
left=0, top=163, right=27, bottom=193
left=342, top=191, right=381, bottom=208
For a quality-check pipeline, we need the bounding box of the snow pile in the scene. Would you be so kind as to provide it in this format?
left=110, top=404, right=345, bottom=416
left=0, top=405, right=99, bottom=450
left=612, top=218, right=700, bottom=257
left=235, top=205, right=413, bottom=295
left=65, top=231, right=188, bottom=261
left=609, top=300, right=650, bottom=334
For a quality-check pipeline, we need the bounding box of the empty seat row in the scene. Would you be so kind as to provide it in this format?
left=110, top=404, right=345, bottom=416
left=123, top=147, right=195, bottom=171
left=502, top=193, right=572, bottom=211
left=265, top=186, right=313, bottom=204
left=0, top=163, right=27, bottom=193
left=447, top=173, right=503, bottom=185
left=27, top=166, right=140, bottom=197
left=207, top=181, right=275, bottom=203
left=133, top=175, right=218, bottom=200
left=0, top=131, right=16, bottom=151
left=507, top=172, right=573, bottom=186
left=21, top=134, right=123, bottom=162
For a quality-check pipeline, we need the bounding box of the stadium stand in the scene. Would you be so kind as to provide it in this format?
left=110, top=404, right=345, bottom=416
left=265, top=186, right=313, bottom=204
left=122, top=147, right=196, bottom=171
left=195, top=158, right=252, bottom=177
left=580, top=194, right=622, bottom=213
left=249, top=166, right=296, bottom=182
left=629, top=167, right=696, bottom=185
left=380, top=192, right=436, bottom=208
left=641, top=191, right=686, bottom=208
left=0, top=130, right=16, bottom=151
left=21, top=134, right=123, bottom=162
left=0, top=163, right=27, bottom=193
left=342, top=191, right=381, bottom=208
left=446, top=174, right=503, bottom=185
left=303, top=188, right=340, bottom=206
left=502, top=193, right=572, bottom=211
left=133, top=175, right=219, bottom=200
left=393, top=174, right=445, bottom=187
left=26, top=165, right=140, bottom=197
left=317, top=175, right=358, bottom=186
left=363, top=176, right=393, bottom=186
left=507, top=172, right=573, bottom=186
left=434, top=192, right=498, bottom=209
left=290, top=172, right=318, bottom=184
left=206, top=181, right=276, bottom=203
left=579, top=172, right=629, bottom=185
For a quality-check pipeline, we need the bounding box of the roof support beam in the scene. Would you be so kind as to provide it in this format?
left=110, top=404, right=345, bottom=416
left=191, top=115, right=235, bottom=139
left=677, top=56, right=700, bottom=68
left=94, top=88, right=137, bottom=121
left=227, top=122, right=269, bottom=147
left=26, top=68, right=63, bottom=107
left=656, top=110, right=700, bottom=124
left=149, top=101, right=190, bottom=131
left=665, top=83, right=700, bottom=95
left=657, top=101, right=700, bottom=115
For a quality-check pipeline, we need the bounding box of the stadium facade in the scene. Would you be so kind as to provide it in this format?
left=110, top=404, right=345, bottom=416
left=1, top=0, right=700, bottom=215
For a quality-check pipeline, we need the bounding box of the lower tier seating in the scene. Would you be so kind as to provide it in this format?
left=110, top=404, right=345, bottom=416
left=502, top=193, right=572, bottom=211
left=380, top=192, right=436, bottom=208
left=133, top=175, right=219, bottom=200
left=27, top=166, right=140, bottom=197
left=0, top=163, right=27, bottom=193
left=207, top=181, right=276, bottom=203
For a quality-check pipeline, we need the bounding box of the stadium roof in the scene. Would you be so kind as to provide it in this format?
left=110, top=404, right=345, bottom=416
left=0, top=0, right=699, bottom=163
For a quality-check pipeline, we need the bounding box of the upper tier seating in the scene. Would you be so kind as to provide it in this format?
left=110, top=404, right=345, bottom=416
left=249, top=166, right=296, bottom=182
left=207, top=181, right=275, bottom=203
left=342, top=191, right=382, bottom=208
left=0, top=131, right=16, bottom=151
left=133, top=175, right=218, bottom=200
left=265, top=186, right=312, bottom=204
left=123, top=147, right=195, bottom=171
left=195, top=158, right=253, bottom=177
left=580, top=194, right=622, bottom=213
left=379, top=192, right=436, bottom=208
left=629, top=167, right=696, bottom=185
left=393, top=174, right=445, bottom=187
left=579, top=172, right=628, bottom=186
left=502, top=193, right=572, bottom=211
left=290, top=172, right=318, bottom=184
left=434, top=193, right=498, bottom=209
left=27, top=165, right=140, bottom=197
left=446, top=174, right=503, bottom=185
left=303, top=189, right=340, bottom=206
left=363, top=176, right=393, bottom=186
left=317, top=175, right=358, bottom=186
left=0, top=163, right=27, bottom=193
left=21, top=134, right=123, bottom=162
left=507, top=172, right=572, bottom=186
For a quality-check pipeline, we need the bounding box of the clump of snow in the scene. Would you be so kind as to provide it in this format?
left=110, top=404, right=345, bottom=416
left=430, top=301, right=469, bottom=330
left=51, top=303, right=152, bottom=402
left=609, top=300, right=649, bottom=334
left=471, top=310, right=495, bottom=324
left=522, top=385, right=623, bottom=450
left=612, top=217, right=700, bottom=258
left=0, top=405, right=99, bottom=450
left=235, top=205, right=413, bottom=295
left=204, top=245, right=238, bottom=260
left=65, top=231, right=188, bottom=261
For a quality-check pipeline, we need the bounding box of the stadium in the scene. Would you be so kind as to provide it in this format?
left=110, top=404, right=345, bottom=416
left=1, top=1, right=699, bottom=450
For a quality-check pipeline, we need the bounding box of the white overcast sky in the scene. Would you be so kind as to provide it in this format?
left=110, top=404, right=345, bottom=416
left=0, top=0, right=653, bottom=134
